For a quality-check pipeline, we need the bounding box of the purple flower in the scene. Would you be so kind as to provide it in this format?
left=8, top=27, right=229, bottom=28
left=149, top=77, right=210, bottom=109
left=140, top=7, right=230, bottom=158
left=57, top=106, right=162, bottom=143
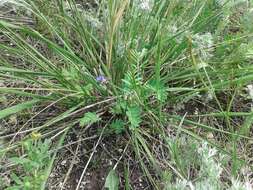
left=96, top=75, right=107, bottom=83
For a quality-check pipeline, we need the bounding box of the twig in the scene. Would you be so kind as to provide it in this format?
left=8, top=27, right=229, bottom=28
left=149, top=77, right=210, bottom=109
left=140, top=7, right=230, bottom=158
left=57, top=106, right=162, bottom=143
left=113, top=140, right=130, bottom=170
left=0, top=97, right=116, bottom=140
left=75, top=125, right=106, bottom=190
left=60, top=142, right=81, bottom=190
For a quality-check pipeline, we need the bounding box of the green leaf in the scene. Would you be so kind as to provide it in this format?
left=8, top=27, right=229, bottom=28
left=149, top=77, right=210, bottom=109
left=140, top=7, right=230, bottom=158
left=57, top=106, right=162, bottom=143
left=105, top=169, right=119, bottom=190
left=148, top=80, right=168, bottom=103
left=10, top=157, right=31, bottom=165
left=41, top=128, right=69, bottom=190
left=0, top=99, right=40, bottom=120
left=0, top=88, right=52, bottom=100
left=61, top=67, right=79, bottom=81
left=5, top=186, right=21, bottom=190
left=124, top=163, right=131, bottom=190
left=126, top=106, right=142, bottom=129
left=83, top=84, right=94, bottom=96
left=10, top=173, right=23, bottom=185
left=80, top=112, right=101, bottom=127
left=110, top=101, right=127, bottom=115
left=240, top=112, right=253, bottom=136
left=110, top=119, right=125, bottom=134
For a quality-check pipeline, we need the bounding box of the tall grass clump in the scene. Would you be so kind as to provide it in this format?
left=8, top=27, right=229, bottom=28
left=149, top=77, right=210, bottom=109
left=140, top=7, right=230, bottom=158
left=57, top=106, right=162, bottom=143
left=0, top=0, right=253, bottom=189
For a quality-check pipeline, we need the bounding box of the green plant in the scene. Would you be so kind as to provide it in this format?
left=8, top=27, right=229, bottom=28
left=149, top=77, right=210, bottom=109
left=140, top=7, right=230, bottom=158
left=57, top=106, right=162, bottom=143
left=105, top=169, right=119, bottom=190
left=164, top=141, right=251, bottom=190
left=110, top=119, right=125, bottom=134
left=80, top=112, right=101, bottom=127
left=5, top=139, right=51, bottom=190
left=0, top=0, right=253, bottom=189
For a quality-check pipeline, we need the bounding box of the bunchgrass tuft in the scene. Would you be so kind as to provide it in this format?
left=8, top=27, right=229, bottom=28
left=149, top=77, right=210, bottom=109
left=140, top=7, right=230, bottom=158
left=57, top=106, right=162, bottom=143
left=0, top=0, right=253, bottom=189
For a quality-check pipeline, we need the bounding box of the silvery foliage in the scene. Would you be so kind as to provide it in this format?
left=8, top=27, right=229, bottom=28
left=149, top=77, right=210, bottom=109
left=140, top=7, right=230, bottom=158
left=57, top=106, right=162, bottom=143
left=134, top=0, right=154, bottom=12
left=216, top=0, right=251, bottom=7
left=165, top=179, right=194, bottom=190
left=0, top=0, right=27, bottom=7
left=166, top=142, right=252, bottom=190
left=246, top=85, right=253, bottom=101
left=0, top=0, right=20, bottom=6
left=63, top=1, right=102, bottom=30
left=192, top=32, right=214, bottom=61
left=195, top=142, right=223, bottom=190
left=229, top=179, right=252, bottom=190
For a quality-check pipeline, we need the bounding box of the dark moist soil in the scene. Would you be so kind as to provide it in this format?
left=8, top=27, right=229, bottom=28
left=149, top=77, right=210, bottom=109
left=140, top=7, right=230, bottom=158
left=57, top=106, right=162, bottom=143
left=47, top=128, right=151, bottom=190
